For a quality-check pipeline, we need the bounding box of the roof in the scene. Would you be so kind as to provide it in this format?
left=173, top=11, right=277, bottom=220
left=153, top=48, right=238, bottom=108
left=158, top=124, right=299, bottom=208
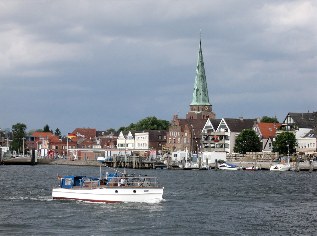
left=286, top=112, right=317, bottom=129
left=190, top=39, right=211, bottom=106
left=72, top=128, right=96, bottom=139
left=32, top=132, right=55, bottom=138
left=224, top=118, right=257, bottom=132
left=257, top=122, right=281, bottom=139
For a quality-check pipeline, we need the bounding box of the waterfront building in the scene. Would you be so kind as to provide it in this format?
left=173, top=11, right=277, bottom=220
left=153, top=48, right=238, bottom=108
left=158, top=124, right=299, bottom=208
left=96, top=131, right=117, bottom=149
left=166, top=38, right=215, bottom=154
left=253, top=122, right=281, bottom=152
left=117, top=131, right=135, bottom=150
left=281, top=112, right=317, bottom=154
left=72, top=128, right=96, bottom=139
left=116, top=130, right=167, bottom=157
left=201, top=117, right=256, bottom=153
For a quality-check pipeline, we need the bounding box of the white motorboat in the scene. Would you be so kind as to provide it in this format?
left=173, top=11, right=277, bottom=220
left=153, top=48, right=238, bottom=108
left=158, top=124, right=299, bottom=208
left=270, top=156, right=291, bottom=172
left=270, top=163, right=290, bottom=171
left=52, top=172, right=164, bottom=203
left=245, top=166, right=260, bottom=171
left=218, top=162, right=240, bottom=170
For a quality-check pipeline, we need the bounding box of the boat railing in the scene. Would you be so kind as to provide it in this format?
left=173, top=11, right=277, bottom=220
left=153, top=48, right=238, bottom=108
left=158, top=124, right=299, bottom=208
left=60, top=176, right=160, bottom=189
left=104, top=176, right=159, bottom=188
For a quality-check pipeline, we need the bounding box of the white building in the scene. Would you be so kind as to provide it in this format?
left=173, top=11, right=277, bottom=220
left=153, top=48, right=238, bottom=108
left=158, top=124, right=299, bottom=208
left=282, top=112, right=317, bottom=154
left=117, top=131, right=135, bottom=150
left=134, top=132, right=149, bottom=150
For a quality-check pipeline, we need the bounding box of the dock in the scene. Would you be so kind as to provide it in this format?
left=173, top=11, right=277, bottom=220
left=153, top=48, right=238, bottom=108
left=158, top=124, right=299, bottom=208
left=2, top=155, right=316, bottom=171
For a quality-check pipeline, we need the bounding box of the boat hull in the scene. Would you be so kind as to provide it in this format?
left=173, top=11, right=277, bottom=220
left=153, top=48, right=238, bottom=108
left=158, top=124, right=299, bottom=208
left=270, top=164, right=290, bottom=172
left=218, top=163, right=240, bottom=170
left=52, top=187, right=164, bottom=203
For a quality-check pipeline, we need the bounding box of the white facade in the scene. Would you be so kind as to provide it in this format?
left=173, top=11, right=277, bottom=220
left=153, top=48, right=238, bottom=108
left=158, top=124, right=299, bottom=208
left=134, top=132, right=149, bottom=150
left=297, top=137, right=316, bottom=153
left=117, top=131, right=135, bottom=150
left=171, top=151, right=188, bottom=162
left=202, top=151, right=227, bottom=164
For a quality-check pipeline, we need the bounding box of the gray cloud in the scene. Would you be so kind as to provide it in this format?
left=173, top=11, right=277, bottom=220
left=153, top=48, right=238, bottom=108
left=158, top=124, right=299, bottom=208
left=1, top=0, right=316, bottom=134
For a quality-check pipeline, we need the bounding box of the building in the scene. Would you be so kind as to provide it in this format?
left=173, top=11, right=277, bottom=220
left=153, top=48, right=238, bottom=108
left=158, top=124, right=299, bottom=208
left=253, top=122, right=281, bottom=152
left=186, top=39, right=216, bottom=120
left=281, top=112, right=317, bottom=154
left=201, top=118, right=257, bottom=153
left=166, top=38, right=215, bottom=153
left=96, top=131, right=117, bottom=149
left=116, top=130, right=167, bottom=157
left=72, top=128, right=96, bottom=140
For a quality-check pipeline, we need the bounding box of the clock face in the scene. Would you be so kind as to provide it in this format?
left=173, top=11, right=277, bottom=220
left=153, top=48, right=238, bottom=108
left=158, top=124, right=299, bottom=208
left=204, top=106, right=209, bottom=111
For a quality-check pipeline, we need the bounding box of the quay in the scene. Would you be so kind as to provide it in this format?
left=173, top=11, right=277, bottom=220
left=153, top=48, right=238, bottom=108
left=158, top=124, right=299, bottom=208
left=2, top=156, right=317, bottom=172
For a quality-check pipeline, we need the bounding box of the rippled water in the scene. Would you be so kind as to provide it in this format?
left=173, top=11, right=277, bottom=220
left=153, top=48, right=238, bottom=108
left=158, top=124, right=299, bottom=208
left=1, top=165, right=317, bottom=235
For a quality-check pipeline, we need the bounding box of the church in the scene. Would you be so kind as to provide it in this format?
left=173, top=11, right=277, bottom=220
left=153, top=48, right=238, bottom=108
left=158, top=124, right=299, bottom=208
left=165, top=38, right=216, bottom=154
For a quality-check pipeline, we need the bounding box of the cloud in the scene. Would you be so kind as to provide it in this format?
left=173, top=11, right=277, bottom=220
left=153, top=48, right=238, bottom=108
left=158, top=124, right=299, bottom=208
left=0, top=0, right=316, bottom=133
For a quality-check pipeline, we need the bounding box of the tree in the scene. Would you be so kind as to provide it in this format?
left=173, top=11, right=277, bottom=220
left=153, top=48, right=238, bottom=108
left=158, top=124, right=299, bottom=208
left=107, top=128, right=116, bottom=133
left=234, top=129, right=261, bottom=154
left=273, top=132, right=296, bottom=155
left=11, top=123, right=27, bottom=154
left=117, top=117, right=170, bottom=132
left=261, top=116, right=279, bottom=123
left=54, top=128, right=61, bottom=138
left=43, top=124, right=51, bottom=132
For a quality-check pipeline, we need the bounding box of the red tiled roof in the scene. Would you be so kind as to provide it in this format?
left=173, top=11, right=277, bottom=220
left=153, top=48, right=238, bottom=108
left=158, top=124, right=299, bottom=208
left=72, top=128, right=96, bottom=139
left=32, top=132, right=55, bottom=138
left=257, top=122, right=281, bottom=139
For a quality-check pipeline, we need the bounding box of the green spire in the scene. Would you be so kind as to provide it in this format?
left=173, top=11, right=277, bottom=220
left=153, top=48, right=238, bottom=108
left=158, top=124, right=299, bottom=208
left=190, top=38, right=211, bottom=106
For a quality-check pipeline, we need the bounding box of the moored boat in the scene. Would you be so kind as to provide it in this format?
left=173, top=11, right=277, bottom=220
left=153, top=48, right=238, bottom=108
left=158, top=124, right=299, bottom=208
left=245, top=166, right=260, bottom=171
left=218, top=162, right=240, bottom=170
left=52, top=171, right=164, bottom=203
left=270, top=156, right=291, bottom=172
left=269, top=163, right=290, bottom=172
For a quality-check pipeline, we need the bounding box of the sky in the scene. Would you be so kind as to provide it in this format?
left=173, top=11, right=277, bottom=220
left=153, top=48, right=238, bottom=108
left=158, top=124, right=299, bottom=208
left=1, top=0, right=316, bottom=135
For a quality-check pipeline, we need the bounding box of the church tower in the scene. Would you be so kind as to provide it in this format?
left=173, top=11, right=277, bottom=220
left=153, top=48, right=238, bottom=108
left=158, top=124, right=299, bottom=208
left=186, top=38, right=216, bottom=120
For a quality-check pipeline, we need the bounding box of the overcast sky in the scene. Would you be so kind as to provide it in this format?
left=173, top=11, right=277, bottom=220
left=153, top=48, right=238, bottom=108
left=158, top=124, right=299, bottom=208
left=1, top=0, right=316, bottom=134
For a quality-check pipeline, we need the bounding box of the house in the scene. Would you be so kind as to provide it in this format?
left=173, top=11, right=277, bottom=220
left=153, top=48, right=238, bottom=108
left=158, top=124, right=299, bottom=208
left=26, top=131, right=76, bottom=158
left=281, top=112, right=317, bottom=154
left=96, top=131, right=117, bottom=149
left=253, top=122, right=281, bottom=152
left=116, top=130, right=167, bottom=157
left=201, top=117, right=257, bottom=153
left=72, top=128, right=96, bottom=139
left=166, top=115, right=207, bottom=154
left=117, top=131, right=135, bottom=151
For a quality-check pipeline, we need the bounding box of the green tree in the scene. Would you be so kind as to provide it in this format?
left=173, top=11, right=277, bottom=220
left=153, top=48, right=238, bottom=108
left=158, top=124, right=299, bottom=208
left=43, top=124, right=51, bottom=132
left=135, top=116, right=169, bottom=130
left=54, top=128, right=61, bottom=138
left=273, top=132, right=296, bottom=155
left=234, top=129, right=261, bottom=154
left=11, top=123, right=27, bottom=154
left=118, top=117, right=170, bottom=132
left=261, top=116, right=279, bottom=123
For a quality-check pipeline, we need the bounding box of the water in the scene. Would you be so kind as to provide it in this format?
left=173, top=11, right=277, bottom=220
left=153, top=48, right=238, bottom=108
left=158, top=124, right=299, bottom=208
left=1, top=165, right=317, bottom=235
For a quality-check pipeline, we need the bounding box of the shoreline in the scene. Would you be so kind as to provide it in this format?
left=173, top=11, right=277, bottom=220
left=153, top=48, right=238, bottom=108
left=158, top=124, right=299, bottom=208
left=2, top=157, right=316, bottom=171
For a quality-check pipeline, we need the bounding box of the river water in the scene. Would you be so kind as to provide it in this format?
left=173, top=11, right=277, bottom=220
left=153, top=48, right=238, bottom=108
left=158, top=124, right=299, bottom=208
left=0, top=165, right=317, bottom=235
